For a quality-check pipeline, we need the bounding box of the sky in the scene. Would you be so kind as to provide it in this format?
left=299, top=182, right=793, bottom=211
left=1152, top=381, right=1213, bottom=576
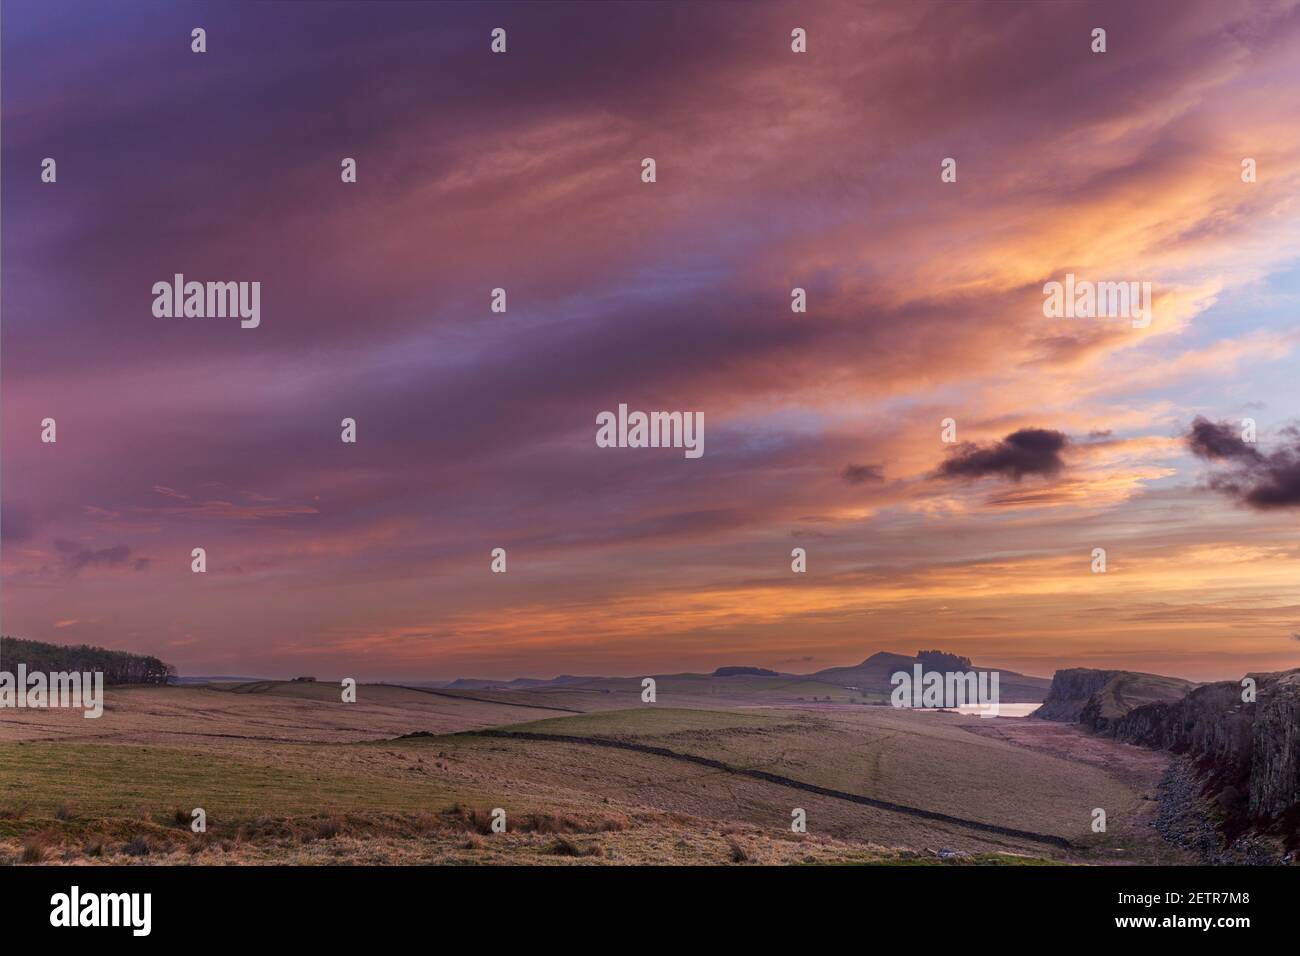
left=3, top=0, right=1300, bottom=683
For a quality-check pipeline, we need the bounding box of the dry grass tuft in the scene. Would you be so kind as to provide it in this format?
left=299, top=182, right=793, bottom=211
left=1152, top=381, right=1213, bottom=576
left=21, top=833, right=50, bottom=863
left=312, top=815, right=345, bottom=840
left=550, top=836, right=605, bottom=858
left=727, top=838, right=752, bottom=863
left=445, top=804, right=498, bottom=835
left=123, top=836, right=152, bottom=857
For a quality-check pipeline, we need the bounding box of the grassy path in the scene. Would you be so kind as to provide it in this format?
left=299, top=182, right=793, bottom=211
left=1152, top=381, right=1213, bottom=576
left=457, top=729, right=1074, bottom=850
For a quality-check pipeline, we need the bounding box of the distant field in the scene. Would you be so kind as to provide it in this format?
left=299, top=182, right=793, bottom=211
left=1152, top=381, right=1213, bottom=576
left=0, top=679, right=1190, bottom=865
left=0, top=682, right=577, bottom=744
left=421, top=674, right=886, bottom=713
left=495, top=707, right=1153, bottom=845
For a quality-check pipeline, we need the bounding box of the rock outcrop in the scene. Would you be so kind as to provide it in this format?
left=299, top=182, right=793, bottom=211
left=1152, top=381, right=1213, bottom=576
left=1035, top=668, right=1193, bottom=726
left=1040, top=665, right=1300, bottom=830
left=1076, top=671, right=1197, bottom=732
left=1252, top=671, right=1300, bottom=819
left=1032, top=668, right=1123, bottom=721
left=1106, top=670, right=1300, bottom=822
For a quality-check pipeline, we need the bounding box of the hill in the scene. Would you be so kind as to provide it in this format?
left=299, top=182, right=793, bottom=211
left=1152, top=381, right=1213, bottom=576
left=811, top=651, right=1052, bottom=702
left=435, top=650, right=1051, bottom=703
left=443, top=675, right=591, bottom=691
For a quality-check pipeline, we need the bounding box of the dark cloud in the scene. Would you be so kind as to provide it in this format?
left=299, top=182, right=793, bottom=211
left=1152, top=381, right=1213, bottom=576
left=1187, top=416, right=1262, bottom=462
left=1187, top=418, right=1300, bottom=510
left=938, top=429, right=1070, bottom=482
left=841, top=463, right=885, bottom=485
left=53, top=539, right=145, bottom=572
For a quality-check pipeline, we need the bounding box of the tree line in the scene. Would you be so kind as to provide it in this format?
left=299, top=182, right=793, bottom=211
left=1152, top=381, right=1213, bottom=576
left=916, top=650, right=974, bottom=672
left=0, top=635, right=174, bottom=685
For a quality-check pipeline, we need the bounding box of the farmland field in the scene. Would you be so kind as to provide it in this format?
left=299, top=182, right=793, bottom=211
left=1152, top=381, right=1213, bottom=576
left=0, top=679, right=1190, bottom=865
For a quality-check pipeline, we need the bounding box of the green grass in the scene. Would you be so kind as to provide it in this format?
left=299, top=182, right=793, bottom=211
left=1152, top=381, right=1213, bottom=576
left=489, top=705, right=1142, bottom=844
left=502, top=706, right=795, bottom=737
left=0, top=741, right=471, bottom=838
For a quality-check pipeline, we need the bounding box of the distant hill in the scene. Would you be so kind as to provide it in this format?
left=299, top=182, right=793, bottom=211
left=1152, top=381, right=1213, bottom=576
left=0, top=635, right=173, bottom=685
left=713, top=666, right=781, bottom=677
left=446, top=678, right=521, bottom=690
left=445, top=675, right=592, bottom=691
left=439, top=650, right=1050, bottom=701
left=810, top=651, right=1052, bottom=703
left=810, top=651, right=916, bottom=687
left=170, top=675, right=271, bottom=685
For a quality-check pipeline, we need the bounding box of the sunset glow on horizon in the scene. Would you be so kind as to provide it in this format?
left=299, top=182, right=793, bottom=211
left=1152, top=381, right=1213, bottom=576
left=4, top=0, right=1300, bottom=683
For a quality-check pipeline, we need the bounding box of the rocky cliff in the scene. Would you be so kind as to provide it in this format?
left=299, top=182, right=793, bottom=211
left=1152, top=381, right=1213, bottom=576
left=1035, top=668, right=1193, bottom=725
left=1252, top=670, right=1300, bottom=819
left=1106, top=670, right=1300, bottom=822
left=1040, top=666, right=1300, bottom=830
left=1077, top=671, right=1198, bottom=732
left=1032, top=668, right=1124, bottom=721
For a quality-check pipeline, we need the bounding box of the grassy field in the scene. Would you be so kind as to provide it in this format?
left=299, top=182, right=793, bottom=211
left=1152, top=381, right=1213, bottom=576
left=422, top=674, right=887, bottom=713
left=0, top=680, right=1190, bottom=865
left=491, top=706, right=1163, bottom=849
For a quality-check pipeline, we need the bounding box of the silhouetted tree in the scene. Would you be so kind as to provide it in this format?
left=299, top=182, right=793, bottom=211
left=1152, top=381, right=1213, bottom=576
left=1, top=635, right=174, bottom=685
left=916, top=650, right=973, bottom=672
